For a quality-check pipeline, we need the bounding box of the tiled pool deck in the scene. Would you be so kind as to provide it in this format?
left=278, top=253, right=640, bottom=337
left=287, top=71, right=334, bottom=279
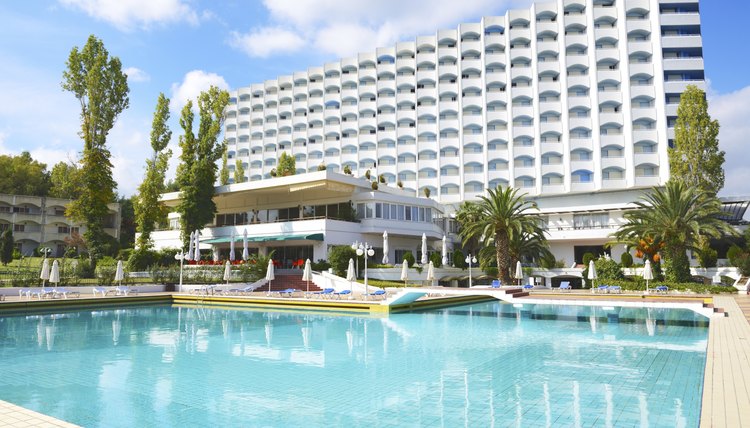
left=1, top=291, right=749, bottom=427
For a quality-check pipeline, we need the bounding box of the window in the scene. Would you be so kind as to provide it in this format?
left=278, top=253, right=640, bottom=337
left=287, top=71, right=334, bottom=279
left=573, top=213, right=609, bottom=229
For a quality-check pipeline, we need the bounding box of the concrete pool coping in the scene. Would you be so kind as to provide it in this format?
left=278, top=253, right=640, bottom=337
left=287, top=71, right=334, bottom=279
left=0, top=291, right=748, bottom=427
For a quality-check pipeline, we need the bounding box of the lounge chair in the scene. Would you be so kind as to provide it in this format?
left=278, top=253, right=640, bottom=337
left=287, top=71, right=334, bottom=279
left=115, top=286, right=137, bottom=296
left=227, top=285, right=255, bottom=295
left=523, top=284, right=534, bottom=291
left=491, top=280, right=502, bottom=288
left=653, top=285, right=669, bottom=294
left=608, top=285, right=622, bottom=294
left=27, top=288, right=54, bottom=299
left=53, top=288, right=80, bottom=299
left=558, top=281, right=572, bottom=291
left=367, top=290, right=387, bottom=299
left=333, top=289, right=352, bottom=299
left=92, top=287, right=108, bottom=297
left=311, top=288, right=334, bottom=298
left=19, top=288, right=30, bottom=298
left=596, top=285, right=610, bottom=293
left=276, top=288, right=299, bottom=297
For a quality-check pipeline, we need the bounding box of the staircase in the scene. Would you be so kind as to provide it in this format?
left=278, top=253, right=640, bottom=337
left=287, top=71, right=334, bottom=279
left=265, top=273, right=322, bottom=293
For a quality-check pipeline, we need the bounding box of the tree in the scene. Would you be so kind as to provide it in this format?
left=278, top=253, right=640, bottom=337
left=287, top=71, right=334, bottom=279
left=219, top=147, right=230, bottom=185
left=613, top=181, right=735, bottom=282
left=62, top=34, right=129, bottom=263
left=277, top=152, right=296, bottom=176
left=669, top=85, right=724, bottom=195
left=0, top=230, right=13, bottom=265
left=0, top=152, right=51, bottom=196
left=118, top=195, right=135, bottom=249
left=458, top=186, right=547, bottom=284
left=234, top=158, right=245, bottom=183
left=134, top=93, right=172, bottom=249
left=175, top=86, right=230, bottom=247
left=49, top=161, right=84, bottom=199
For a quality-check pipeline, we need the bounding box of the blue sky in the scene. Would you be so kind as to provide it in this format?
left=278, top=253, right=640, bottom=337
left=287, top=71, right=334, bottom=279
left=0, top=0, right=748, bottom=197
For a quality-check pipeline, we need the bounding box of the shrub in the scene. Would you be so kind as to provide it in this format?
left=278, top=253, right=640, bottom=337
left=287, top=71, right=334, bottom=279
left=97, top=263, right=118, bottom=286
left=453, top=250, right=466, bottom=269
left=620, top=252, right=634, bottom=268
left=595, top=257, right=624, bottom=281
left=343, top=165, right=352, bottom=175
left=379, top=174, right=386, bottom=184
left=311, top=259, right=331, bottom=271
left=150, top=264, right=180, bottom=285
left=128, top=248, right=158, bottom=271
left=117, top=248, right=133, bottom=261
left=403, top=251, right=415, bottom=268
left=73, top=258, right=96, bottom=279
left=317, top=163, right=326, bottom=171
left=423, top=187, right=431, bottom=198
left=397, top=180, right=403, bottom=188
left=365, top=169, right=371, bottom=180
left=328, top=245, right=358, bottom=276
left=12, top=249, right=22, bottom=260
left=582, top=252, right=595, bottom=266
left=371, top=181, right=379, bottom=190
left=697, top=244, right=718, bottom=268
left=734, top=253, right=750, bottom=276
left=429, top=252, right=442, bottom=268
left=727, top=244, right=744, bottom=266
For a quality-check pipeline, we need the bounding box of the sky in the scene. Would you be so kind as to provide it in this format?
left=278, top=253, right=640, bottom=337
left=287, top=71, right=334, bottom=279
left=0, top=0, right=748, bottom=197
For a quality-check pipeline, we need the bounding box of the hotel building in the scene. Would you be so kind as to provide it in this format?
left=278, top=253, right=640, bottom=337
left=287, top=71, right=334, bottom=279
left=155, top=0, right=709, bottom=267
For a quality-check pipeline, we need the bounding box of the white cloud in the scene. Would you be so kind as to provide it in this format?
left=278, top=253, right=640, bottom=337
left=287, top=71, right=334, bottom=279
left=709, top=85, right=750, bottom=197
left=229, top=27, right=306, bottom=58
left=230, top=0, right=534, bottom=58
left=169, top=70, right=229, bottom=112
left=123, top=66, right=150, bottom=82
left=58, top=0, right=199, bottom=31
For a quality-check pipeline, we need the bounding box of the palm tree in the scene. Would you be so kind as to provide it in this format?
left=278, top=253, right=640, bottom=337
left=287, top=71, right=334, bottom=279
left=613, top=181, right=735, bottom=282
left=457, top=186, right=547, bottom=284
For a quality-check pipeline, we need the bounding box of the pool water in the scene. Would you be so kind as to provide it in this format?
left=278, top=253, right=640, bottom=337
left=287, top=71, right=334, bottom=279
left=0, top=302, right=708, bottom=427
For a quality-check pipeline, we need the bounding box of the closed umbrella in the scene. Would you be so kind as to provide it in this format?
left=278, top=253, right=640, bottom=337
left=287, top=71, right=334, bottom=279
left=302, top=259, right=313, bottom=295
left=643, top=259, right=653, bottom=293
left=441, top=235, right=448, bottom=267
left=346, top=258, right=356, bottom=296
left=382, top=231, right=389, bottom=264
left=588, top=259, right=597, bottom=290
left=421, top=233, right=428, bottom=265
left=514, top=260, right=523, bottom=286
left=115, top=260, right=125, bottom=286
left=265, top=259, right=275, bottom=294
left=242, top=229, right=249, bottom=261
left=40, top=258, right=50, bottom=287
left=229, top=229, right=236, bottom=261
left=49, top=260, right=60, bottom=288
left=400, top=259, right=409, bottom=287
left=223, top=260, right=232, bottom=285
left=186, top=231, right=194, bottom=261
left=426, top=261, right=435, bottom=286
left=193, top=230, right=201, bottom=261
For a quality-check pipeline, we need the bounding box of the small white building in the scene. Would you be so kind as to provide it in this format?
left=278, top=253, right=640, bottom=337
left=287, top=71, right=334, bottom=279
left=150, top=170, right=446, bottom=267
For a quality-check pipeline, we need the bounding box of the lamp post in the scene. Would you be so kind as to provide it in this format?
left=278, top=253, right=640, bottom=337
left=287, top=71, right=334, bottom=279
left=465, top=254, right=477, bottom=288
left=356, top=242, right=375, bottom=296
left=174, top=251, right=185, bottom=293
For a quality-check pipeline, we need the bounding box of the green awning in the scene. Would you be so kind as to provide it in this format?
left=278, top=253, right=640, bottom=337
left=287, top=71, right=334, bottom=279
left=203, top=233, right=324, bottom=244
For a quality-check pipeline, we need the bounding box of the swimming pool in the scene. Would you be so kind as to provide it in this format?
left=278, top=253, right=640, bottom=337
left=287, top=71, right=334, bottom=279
left=0, top=302, right=708, bottom=427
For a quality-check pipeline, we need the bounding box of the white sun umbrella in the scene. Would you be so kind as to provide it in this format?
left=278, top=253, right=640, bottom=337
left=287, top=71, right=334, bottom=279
left=229, top=229, right=236, bottom=262
left=382, top=230, right=389, bottom=264
left=401, top=259, right=409, bottom=287
left=242, top=229, right=249, bottom=261
left=346, top=258, right=356, bottom=295
left=265, top=259, right=275, bottom=294
left=420, top=233, right=428, bottom=265
left=114, top=260, right=125, bottom=286
left=643, top=259, right=653, bottom=293
left=40, top=258, right=50, bottom=287
left=426, top=261, right=436, bottom=286
left=514, top=260, right=523, bottom=286
left=49, top=260, right=60, bottom=288
left=441, top=235, right=448, bottom=267
left=193, top=230, right=201, bottom=261
left=223, top=260, right=232, bottom=285
left=302, top=259, right=313, bottom=295
left=186, top=231, right=194, bottom=261
left=588, top=259, right=598, bottom=289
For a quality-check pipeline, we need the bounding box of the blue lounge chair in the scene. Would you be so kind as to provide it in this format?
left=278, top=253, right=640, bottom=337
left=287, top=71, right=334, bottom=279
left=523, top=284, right=534, bottom=291
left=653, top=285, right=669, bottom=294
left=558, top=281, right=572, bottom=291
left=227, top=285, right=255, bottom=295
left=312, top=288, right=334, bottom=298
left=333, top=290, right=352, bottom=299
left=276, top=288, right=299, bottom=297
left=608, top=285, right=622, bottom=294
left=597, top=285, right=610, bottom=293
left=491, top=280, right=502, bottom=288
left=367, top=290, right=387, bottom=299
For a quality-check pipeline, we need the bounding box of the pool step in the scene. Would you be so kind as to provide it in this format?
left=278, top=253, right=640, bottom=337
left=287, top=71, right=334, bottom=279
left=703, top=302, right=727, bottom=316
left=503, top=288, right=530, bottom=298
left=266, top=274, right=322, bottom=293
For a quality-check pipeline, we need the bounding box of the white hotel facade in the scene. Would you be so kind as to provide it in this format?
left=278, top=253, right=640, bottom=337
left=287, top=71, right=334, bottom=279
left=157, top=0, right=707, bottom=268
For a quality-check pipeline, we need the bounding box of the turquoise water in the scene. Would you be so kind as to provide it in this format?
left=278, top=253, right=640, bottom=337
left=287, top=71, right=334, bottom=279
left=0, top=302, right=708, bottom=427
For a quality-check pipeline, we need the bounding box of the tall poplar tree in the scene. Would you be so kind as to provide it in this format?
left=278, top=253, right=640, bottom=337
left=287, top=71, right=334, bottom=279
left=219, top=148, right=230, bottom=185
left=175, top=86, right=230, bottom=247
left=62, top=34, right=129, bottom=263
left=134, top=93, right=172, bottom=249
left=668, top=85, right=724, bottom=195
left=234, top=158, right=245, bottom=183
